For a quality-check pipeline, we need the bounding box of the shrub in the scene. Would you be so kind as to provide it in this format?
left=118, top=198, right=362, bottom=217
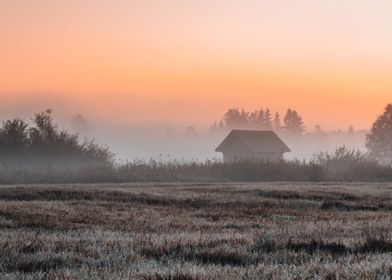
left=0, top=109, right=114, bottom=168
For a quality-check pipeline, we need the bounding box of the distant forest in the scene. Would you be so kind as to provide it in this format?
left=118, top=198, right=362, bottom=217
left=210, top=107, right=354, bottom=135
left=211, top=107, right=304, bottom=133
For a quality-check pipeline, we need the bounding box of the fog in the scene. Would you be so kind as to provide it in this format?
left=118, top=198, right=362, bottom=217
left=69, top=122, right=222, bottom=162
left=69, top=120, right=367, bottom=163
left=0, top=101, right=368, bottom=163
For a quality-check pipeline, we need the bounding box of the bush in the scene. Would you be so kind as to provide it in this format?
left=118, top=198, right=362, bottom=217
left=0, top=109, right=114, bottom=168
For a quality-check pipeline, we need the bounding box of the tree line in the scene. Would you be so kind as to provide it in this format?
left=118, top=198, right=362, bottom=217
left=211, top=104, right=392, bottom=165
left=210, top=107, right=305, bottom=134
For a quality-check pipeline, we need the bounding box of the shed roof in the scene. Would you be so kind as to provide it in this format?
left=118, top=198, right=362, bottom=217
left=215, top=130, right=291, bottom=153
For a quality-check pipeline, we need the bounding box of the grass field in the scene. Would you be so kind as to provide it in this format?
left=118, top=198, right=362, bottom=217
left=1, top=182, right=392, bottom=279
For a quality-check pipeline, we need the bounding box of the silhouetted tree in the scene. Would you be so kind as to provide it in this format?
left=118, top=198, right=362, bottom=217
left=248, top=110, right=257, bottom=128
left=366, top=104, right=392, bottom=164
left=283, top=109, right=305, bottom=135
left=249, top=108, right=264, bottom=129
left=223, top=108, right=249, bottom=128
left=240, top=109, right=249, bottom=127
left=248, top=107, right=273, bottom=129
left=215, top=107, right=306, bottom=132
left=273, top=112, right=282, bottom=131
left=264, top=108, right=272, bottom=129
left=0, top=119, right=29, bottom=151
left=29, top=109, right=58, bottom=147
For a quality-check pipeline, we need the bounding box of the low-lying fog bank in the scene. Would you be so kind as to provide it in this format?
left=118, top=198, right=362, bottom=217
left=85, top=124, right=367, bottom=162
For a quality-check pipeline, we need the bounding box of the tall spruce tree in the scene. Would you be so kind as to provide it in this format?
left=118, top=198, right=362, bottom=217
left=264, top=108, right=272, bottom=129
left=273, top=112, right=281, bottom=131
left=366, top=104, right=392, bottom=164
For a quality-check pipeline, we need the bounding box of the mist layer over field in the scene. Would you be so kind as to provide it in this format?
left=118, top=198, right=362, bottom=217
left=1, top=111, right=366, bottom=162
left=88, top=124, right=367, bottom=162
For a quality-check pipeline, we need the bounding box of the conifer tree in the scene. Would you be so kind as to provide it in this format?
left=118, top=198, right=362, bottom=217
left=366, top=104, right=392, bottom=164
left=283, top=108, right=305, bottom=135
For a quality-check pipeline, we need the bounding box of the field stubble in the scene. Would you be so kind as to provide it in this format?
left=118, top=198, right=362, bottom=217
left=1, top=182, right=392, bottom=279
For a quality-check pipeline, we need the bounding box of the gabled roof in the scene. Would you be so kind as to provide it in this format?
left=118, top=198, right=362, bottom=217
left=215, top=130, right=291, bottom=153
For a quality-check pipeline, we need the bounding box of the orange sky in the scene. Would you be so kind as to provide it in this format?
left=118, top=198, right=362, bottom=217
left=0, top=0, right=391, bottom=130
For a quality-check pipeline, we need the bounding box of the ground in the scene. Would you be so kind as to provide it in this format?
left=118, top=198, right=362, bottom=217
left=1, top=182, right=392, bottom=279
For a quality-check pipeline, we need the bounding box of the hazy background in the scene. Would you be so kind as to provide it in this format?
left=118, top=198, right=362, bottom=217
left=0, top=0, right=390, bottom=160
left=0, top=102, right=367, bottom=162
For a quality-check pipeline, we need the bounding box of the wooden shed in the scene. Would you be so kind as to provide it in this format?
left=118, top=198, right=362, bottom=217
left=215, top=130, right=291, bottom=163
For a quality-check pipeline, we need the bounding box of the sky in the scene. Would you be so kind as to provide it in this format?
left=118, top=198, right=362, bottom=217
left=0, top=0, right=391, bottom=130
